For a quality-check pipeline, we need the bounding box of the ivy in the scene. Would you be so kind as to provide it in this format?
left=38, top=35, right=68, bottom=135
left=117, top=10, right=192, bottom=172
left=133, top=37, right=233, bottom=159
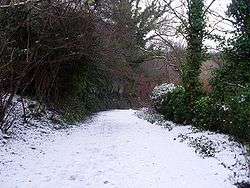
left=182, top=0, right=205, bottom=109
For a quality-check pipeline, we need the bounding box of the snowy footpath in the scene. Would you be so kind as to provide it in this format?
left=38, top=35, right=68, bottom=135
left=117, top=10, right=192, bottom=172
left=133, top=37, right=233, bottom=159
left=0, top=110, right=249, bottom=188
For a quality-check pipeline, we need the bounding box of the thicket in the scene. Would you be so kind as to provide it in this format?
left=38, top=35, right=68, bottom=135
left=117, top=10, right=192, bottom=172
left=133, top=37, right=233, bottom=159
left=0, top=1, right=117, bottom=132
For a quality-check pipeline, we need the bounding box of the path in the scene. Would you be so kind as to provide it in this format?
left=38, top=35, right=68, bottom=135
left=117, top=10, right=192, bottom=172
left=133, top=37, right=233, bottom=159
left=0, top=110, right=240, bottom=188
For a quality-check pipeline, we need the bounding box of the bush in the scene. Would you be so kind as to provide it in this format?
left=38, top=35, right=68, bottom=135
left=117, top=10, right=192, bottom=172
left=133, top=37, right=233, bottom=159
left=151, top=83, right=176, bottom=111
left=152, top=83, right=250, bottom=141
left=193, top=96, right=228, bottom=131
left=151, top=83, right=192, bottom=124
left=194, top=89, right=250, bottom=141
left=226, top=89, right=250, bottom=140
left=150, top=0, right=250, bottom=142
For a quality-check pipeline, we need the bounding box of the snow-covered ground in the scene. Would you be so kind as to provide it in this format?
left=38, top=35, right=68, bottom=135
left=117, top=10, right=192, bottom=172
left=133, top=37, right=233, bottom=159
left=0, top=110, right=249, bottom=188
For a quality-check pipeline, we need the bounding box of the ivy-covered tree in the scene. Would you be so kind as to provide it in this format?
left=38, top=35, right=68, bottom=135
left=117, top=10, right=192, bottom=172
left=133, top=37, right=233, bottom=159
left=182, top=0, right=205, bottom=106
left=163, top=0, right=212, bottom=109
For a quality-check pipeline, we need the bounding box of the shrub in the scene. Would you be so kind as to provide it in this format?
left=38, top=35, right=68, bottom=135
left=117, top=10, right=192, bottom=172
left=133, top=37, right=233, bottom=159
left=151, top=83, right=176, bottom=111
left=194, top=89, right=250, bottom=141
left=193, top=96, right=228, bottom=131
left=202, top=0, right=250, bottom=141
left=226, top=89, right=250, bottom=140
left=151, top=83, right=192, bottom=124
left=152, top=83, right=250, bottom=141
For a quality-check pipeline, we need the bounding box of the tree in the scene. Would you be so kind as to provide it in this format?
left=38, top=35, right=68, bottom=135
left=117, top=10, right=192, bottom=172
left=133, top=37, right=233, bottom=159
left=228, top=0, right=250, bottom=35
left=0, top=0, right=113, bottom=126
left=182, top=0, right=205, bottom=106
left=213, top=0, right=250, bottom=98
left=96, top=0, right=167, bottom=65
left=162, top=0, right=220, bottom=108
left=94, top=0, right=168, bottom=102
left=198, top=0, right=250, bottom=141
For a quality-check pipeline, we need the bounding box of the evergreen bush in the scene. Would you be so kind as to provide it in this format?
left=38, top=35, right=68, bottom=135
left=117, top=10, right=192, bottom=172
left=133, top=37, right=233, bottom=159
left=193, top=89, right=250, bottom=140
left=151, top=84, right=192, bottom=124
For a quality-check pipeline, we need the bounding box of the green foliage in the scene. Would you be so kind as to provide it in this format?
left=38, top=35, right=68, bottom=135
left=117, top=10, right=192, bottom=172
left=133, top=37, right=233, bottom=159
left=182, top=0, right=205, bottom=108
left=214, top=36, right=250, bottom=97
left=203, top=0, right=250, bottom=141
left=227, top=89, right=250, bottom=140
left=193, top=89, right=250, bottom=140
left=193, top=96, right=216, bottom=130
left=59, top=97, right=88, bottom=124
left=159, top=86, right=192, bottom=124
left=102, top=0, right=166, bottom=48
left=152, top=0, right=249, bottom=142
left=59, top=63, right=112, bottom=123
left=227, top=0, right=250, bottom=34
left=217, top=0, right=250, bottom=92
left=190, top=0, right=250, bottom=141
left=193, top=96, right=233, bottom=133
left=97, top=0, right=166, bottom=66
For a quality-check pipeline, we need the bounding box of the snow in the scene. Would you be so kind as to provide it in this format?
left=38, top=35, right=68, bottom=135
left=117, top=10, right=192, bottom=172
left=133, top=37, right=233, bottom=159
left=221, top=104, right=230, bottom=111
left=0, top=110, right=249, bottom=188
left=151, top=83, right=177, bottom=102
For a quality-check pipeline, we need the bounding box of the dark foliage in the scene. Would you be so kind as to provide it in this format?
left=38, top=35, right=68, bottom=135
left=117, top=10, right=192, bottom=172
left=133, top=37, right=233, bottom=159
left=0, top=1, right=114, bottom=127
left=182, top=0, right=205, bottom=108
left=204, top=0, right=250, bottom=141
left=155, top=86, right=193, bottom=124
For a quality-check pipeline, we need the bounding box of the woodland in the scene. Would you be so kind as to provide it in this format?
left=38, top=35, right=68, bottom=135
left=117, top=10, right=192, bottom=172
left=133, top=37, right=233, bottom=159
left=0, top=0, right=249, bottom=143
